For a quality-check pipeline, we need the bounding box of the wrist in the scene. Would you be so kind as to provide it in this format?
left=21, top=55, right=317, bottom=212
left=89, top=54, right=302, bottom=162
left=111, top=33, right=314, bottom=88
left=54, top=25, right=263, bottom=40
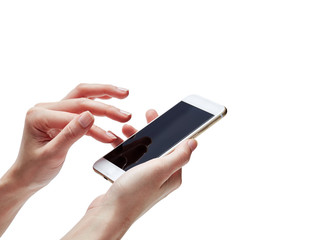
left=63, top=207, right=132, bottom=240
left=2, top=163, right=39, bottom=197
left=0, top=165, right=36, bottom=200
left=92, top=207, right=133, bottom=240
left=0, top=165, right=36, bottom=236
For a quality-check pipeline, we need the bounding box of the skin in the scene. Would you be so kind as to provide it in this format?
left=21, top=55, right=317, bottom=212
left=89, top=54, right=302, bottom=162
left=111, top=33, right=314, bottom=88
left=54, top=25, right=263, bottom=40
left=62, top=140, right=197, bottom=240
left=0, top=84, right=197, bottom=239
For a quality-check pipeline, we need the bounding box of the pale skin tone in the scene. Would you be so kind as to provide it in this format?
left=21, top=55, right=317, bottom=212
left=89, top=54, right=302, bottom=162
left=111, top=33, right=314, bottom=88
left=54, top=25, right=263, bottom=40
left=0, top=84, right=197, bottom=239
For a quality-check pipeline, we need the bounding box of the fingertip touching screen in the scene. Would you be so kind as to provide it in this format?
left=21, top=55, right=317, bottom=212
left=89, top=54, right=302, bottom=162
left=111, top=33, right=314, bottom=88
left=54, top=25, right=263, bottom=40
left=104, top=101, right=214, bottom=171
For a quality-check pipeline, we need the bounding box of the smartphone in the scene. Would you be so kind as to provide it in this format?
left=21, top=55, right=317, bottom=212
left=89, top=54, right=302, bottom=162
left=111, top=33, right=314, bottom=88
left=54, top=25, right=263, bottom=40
left=93, top=95, right=227, bottom=182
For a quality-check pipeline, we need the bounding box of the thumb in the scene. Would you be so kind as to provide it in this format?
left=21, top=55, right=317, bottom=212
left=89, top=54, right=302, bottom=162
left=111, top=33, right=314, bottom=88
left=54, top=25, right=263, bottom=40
left=49, top=111, right=94, bottom=153
left=159, top=139, right=198, bottom=177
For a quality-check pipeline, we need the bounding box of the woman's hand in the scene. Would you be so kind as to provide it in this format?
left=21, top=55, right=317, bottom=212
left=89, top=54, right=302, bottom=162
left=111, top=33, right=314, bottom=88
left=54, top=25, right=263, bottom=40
left=11, top=83, right=132, bottom=192
left=0, top=83, right=136, bottom=236
left=63, top=138, right=197, bottom=240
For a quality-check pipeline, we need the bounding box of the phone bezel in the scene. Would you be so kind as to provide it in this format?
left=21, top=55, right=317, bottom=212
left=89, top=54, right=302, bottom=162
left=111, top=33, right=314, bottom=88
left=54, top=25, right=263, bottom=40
left=93, top=94, right=227, bottom=182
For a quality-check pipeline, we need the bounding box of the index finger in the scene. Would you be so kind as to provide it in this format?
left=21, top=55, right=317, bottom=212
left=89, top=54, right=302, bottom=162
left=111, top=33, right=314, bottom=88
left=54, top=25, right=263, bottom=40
left=63, top=83, right=129, bottom=100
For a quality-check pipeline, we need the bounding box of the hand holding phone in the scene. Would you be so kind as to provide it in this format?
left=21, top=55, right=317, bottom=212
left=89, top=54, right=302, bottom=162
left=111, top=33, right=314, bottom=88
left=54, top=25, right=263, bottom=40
left=64, top=94, right=227, bottom=239
left=64, top=140, right=198, bottom=239
left=94, top=95, right=227, bottom=182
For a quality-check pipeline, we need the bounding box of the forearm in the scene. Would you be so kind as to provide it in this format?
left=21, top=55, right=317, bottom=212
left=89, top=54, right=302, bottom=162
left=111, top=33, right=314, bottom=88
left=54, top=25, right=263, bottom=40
left=0, top=165, right=35, bottom=237
left=62, top=208, right=132, bottom=240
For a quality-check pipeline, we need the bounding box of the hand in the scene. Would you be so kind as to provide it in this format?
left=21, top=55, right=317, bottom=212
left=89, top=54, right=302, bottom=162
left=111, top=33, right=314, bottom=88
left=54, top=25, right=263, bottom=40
left=63, top=138, right=197, bottom=240
left=11, top=83, right=132, bottom=192
left=91, top=139, right=197, bottom=219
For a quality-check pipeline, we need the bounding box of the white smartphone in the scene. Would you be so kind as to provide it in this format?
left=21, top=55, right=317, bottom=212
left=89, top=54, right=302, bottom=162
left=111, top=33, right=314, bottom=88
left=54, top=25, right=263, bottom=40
left=93, top=95, right=227, bottom=182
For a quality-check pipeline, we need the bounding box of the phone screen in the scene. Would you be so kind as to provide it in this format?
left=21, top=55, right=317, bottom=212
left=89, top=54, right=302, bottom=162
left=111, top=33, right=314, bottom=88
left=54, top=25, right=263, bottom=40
left=104, top=101, right=214, bottom=171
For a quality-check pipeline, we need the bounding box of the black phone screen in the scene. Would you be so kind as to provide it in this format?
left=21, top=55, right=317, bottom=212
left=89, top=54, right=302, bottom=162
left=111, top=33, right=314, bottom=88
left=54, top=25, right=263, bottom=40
left=104, top=101, right=214, bottom=171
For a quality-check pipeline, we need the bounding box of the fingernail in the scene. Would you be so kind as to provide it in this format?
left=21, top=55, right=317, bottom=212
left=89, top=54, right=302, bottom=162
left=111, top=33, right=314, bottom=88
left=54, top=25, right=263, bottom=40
left=78, top=111, right=94, bottom=128
left=106, top=131, right=117, bottom=140
left=188, top=139, right=198, bottom=152
left=118, top=87, right=129, bottom=92
left=120, top=109, right=131, bottom=117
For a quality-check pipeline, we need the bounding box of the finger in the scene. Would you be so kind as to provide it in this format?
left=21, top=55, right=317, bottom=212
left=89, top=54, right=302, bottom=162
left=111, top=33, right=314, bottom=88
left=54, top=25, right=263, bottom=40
left=156, top=139, right=197, bottom=182
left=31, top=108, right=76, bottom=130
left=122, top=124, right=138, bottom=138
left=38, top=109, right=117, bottom=143
left=160, top=168, right=183, bottom=196
left=38, top=98, right=132, bottom=123
left=88, top=126, right=118, bottom=143
left=121, top=109, right=158, bottom=138
left=47, top=111, right=94, bottom=154
left=63, top=83, right=129, bottom=100
left=110, top=132, right=125, bottom=148
left=50, top=126, right=117, bottom=143
left=88, top=95, right=114, bottom=100
left=146, top=109, right=159, bottom=123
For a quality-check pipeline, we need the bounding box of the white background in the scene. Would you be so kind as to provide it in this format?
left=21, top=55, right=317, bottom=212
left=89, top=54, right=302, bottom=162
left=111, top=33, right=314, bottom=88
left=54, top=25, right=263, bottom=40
left=0, top=0, right=336, bottom=239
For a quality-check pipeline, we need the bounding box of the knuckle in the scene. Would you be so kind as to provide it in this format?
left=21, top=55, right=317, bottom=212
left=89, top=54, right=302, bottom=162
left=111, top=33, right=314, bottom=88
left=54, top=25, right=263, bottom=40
left=76, top=83, right=87, bottom=91
left=34, top=102, right=44, bottom=107
left=25, top=107, right=40, bottom=123
left=63, top=125, right=77, bottom=141
left=78, top=97, right=89, bottom=107
left=73, top=83, right=88, bottom=96
left=26, top=106, right=38, bottom=117
left=107, top=105, right=118, bottom=115
left=109, top=85, right=117, bottom=91
left=47, top=128, right=60, bottom=139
